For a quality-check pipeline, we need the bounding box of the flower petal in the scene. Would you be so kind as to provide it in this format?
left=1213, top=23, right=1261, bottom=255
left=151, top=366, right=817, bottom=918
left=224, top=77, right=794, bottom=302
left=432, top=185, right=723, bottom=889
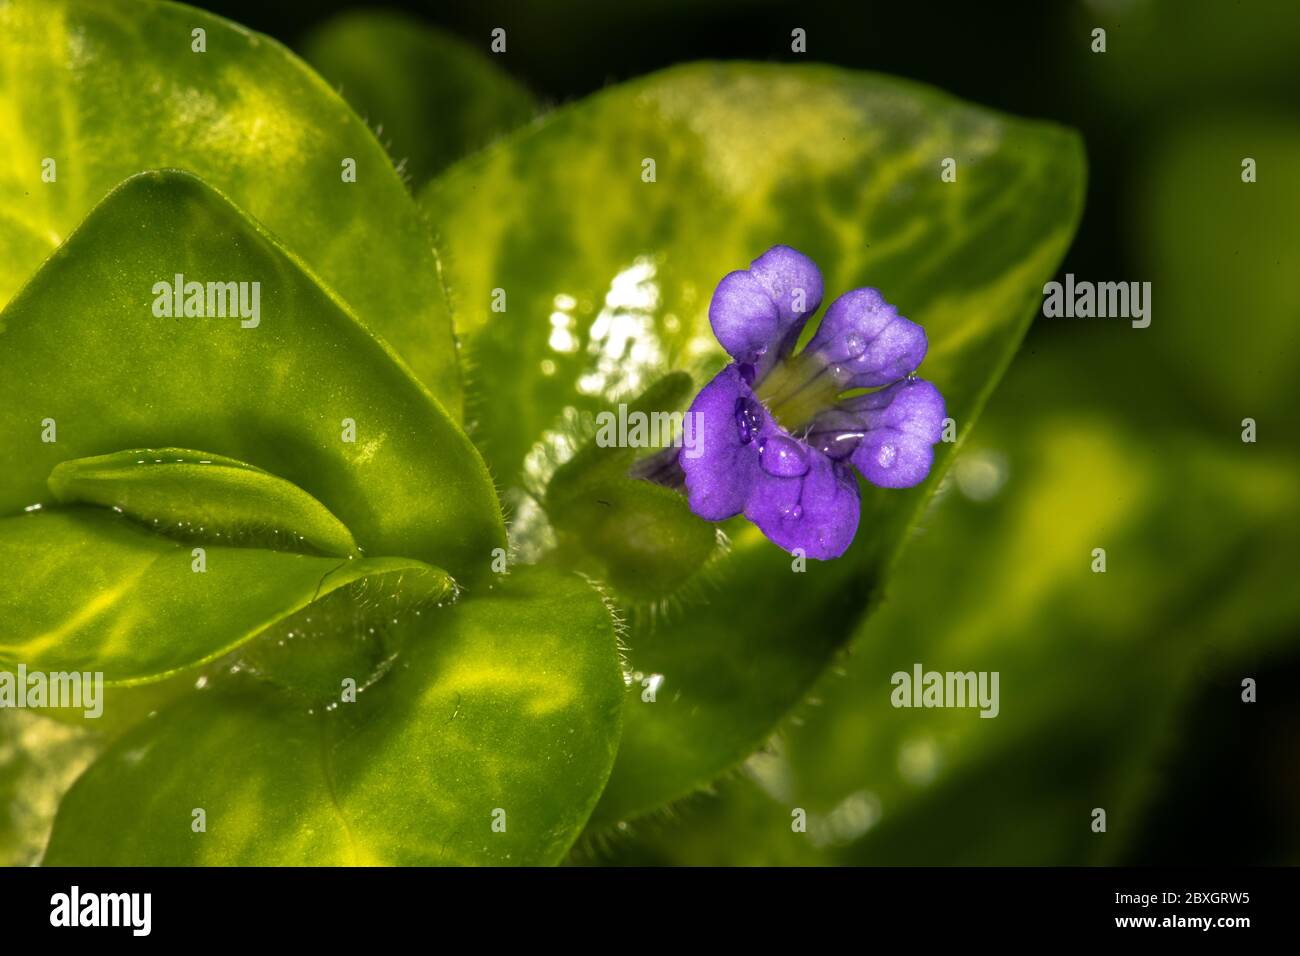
left=759, top=434, right=811, bottom=477
left=806, top=288, right=927, bottom=388
left=804, top=406, right=865, bottom=461
left=843, top=378, right=946, bottom=488
left=744, top=447, right=860, bottom=560
left=748, top=245, right=824, bottom=357
left=680, top=364, right=762, bottom=520
left=708, top=270, right=780, bottom=365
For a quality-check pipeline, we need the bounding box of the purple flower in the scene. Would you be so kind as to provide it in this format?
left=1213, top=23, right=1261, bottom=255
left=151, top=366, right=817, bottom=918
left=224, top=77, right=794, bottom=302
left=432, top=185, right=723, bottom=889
left=680, top=246, right=946, bottom=560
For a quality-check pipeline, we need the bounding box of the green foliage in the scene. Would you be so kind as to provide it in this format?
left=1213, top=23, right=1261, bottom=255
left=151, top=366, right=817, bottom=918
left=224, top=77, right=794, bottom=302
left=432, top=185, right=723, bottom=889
left=42, top=567, right=624, bottom=865
left=1135, top=115, right=1300, bottom=413
left=301, top=9, right=537, bottom=186
left=423, top=62, right=1085, bottom=824
left=49, top=448, right=359, bottom=557
left=583, top=344, right=1300, bottom=864
left=0, top=171, right=504, bottom=579
left=0, top=507, right=449, bottom=682
left=545, top=373, right=717, bottom=600
left=0, top=2, right=1120, bottom=867
left=0, top=0, right=462, bottom=414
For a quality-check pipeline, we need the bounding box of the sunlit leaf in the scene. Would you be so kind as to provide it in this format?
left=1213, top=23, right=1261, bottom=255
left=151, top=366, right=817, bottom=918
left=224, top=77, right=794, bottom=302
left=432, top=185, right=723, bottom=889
left=0, top=0, right=463, bottom=412
left=43, top=567, right=624, bottom=865
left=0, top=170, right=504, bottom=581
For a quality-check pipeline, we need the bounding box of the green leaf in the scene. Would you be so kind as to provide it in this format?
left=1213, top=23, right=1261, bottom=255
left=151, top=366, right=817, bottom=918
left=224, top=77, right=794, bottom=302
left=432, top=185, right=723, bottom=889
left=544, top=373, right=717, bottom=600
left=49, top=448, right=358, bottom=557
left=548, top=479, right=718, bottom=600
left=0, top=507, right=450, bottom=682
left=27, top=669, right=204, bottom=736
left=1068, top=0, right=1300, bottom=115
left=0, top=169, right=504, bottom=580
left=42, top=567, right=625, bottom=865
left=546, top=372, right=696, bottom=498
left=421, top=63, right=1085, bottom=823
left=0, top=0, right=462, bottom=413
left=1135, top=115, right=1300, bottom=411
left=300, top=9, right=537, bottom=187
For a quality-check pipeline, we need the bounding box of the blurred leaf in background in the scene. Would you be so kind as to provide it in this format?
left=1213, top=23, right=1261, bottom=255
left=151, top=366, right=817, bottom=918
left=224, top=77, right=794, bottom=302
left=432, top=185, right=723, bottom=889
left=300, top=9, right=537, bottom=187
left=1134, top=115, right=1300, bottom=416
left=1070, top=0, right=1300, bottom=115
left=0, top=713, right=99, bottom=867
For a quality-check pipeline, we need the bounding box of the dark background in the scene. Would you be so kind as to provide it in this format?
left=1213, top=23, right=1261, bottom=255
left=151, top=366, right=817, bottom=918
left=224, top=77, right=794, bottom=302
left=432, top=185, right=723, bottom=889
left=199, top=0, right=1299, bottom=864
